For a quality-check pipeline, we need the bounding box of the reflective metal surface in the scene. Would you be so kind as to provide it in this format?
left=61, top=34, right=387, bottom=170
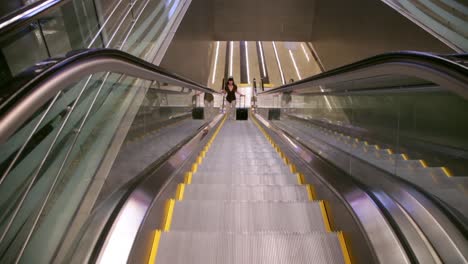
left=254, top=113, right=410, bottom=264
left=96, top=114, right=223, bottom=263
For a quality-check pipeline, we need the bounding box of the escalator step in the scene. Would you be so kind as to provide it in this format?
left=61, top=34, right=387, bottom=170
left=190, top=174, right=298, bottom=185
left=182, top=184, right=310, bottom=201
left=197, top=163, right=290, bottom=172
left=194, top=170, right=294, bottom=177
left=170, top=200, right=326, bottom=232
left=155, top=231, right=345, bottom=264
left=202, top=155, right=283, bottom=161
left=198, top=159, right=287, bottom=167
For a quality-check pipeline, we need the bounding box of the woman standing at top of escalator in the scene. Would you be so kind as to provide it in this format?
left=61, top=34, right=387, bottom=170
left=223, top=77, right=244, bottom=120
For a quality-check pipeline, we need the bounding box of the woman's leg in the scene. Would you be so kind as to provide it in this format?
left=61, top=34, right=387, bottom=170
left=225, top=100, right=232, bottom=119
left=230, top=100, right=236, bottom=120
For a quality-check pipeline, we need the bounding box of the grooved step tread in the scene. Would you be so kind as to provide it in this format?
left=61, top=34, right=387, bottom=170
left=170, top=200, right=326, bottom=232
left=182, top=184, right=310, bottom=201
left=190, top=174, right=299, bottom=185
left=155, top=231, right=345, bottom=264
left=194, top=170, right=295, bottom=177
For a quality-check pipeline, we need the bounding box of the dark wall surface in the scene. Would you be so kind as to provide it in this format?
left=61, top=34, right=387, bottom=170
left=159, top=0, right=214, bottom=85
left=310, top=0, right=453, bottom=70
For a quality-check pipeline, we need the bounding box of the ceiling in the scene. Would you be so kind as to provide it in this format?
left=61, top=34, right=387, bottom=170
left=162, top=0, right=453, bottom=81
left=212, top=0, right=316, bottom=41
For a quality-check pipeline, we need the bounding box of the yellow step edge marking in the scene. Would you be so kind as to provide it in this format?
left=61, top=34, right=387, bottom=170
left=387, top=149, right=393, bottom=155
left=375, top=145, right=380, bottom=150
left=176, top=184, right=185, bottom=200
left=196, top=156, right=203, bottom=165
left=337, top=231, right=352, bottom=264
left=289, top=164, right=297, bottom=173
left=175, top=184, right=182, bottom=200
left=296, top=173, right=304, bottom=185
left=306, top=184, right=316, bottom=200
left=163, top=199, right=175, bottom=231
left=191, top=163, right=198, bottom=173
left=401, top=154, right=409, bottom=160
left=419, top=160, right=428, bottom=168
left=184, top=172, right=192, bottom=184
left=148, top=230, right=162, bottom=264
left=319, top=200, right=332, bottom=232
left=441, top=167, right=453, bottom=177
left=283, top=157, right=290, bottom=165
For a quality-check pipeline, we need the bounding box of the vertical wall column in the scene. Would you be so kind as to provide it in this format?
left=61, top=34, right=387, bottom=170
left=256, top=41, right=269, bottom=84
left=224, top=41, right=230, bottom=81
left=239, top=41, right=248, bottom=84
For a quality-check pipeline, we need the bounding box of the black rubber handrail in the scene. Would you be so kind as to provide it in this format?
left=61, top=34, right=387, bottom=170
left=259, top=51, right=468, bottom=98
left=0, top=48, right=218, bottom=142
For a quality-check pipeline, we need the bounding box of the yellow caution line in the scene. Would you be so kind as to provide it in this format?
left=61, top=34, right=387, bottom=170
left=176, top=184, right=185, bottom=200
left=191, top=163, right=198, bottom=173
left=419, top=160, right=428, bottom=168
left=319, top=200, right=332, bottom=232
left=306, top=184, right=316, bottom=200
left=441, top=167, right=453, bottom=177
left=184, top=172, right=192, bottom=184
left=289, top=164, right=297, bottom=174
left=296, top=173, right=305, bottom=185
left=163, top=199, right=175, bottom=231
left=337, top=231, right=352, bottom=264
left=148, top=230, right=162, bottom=264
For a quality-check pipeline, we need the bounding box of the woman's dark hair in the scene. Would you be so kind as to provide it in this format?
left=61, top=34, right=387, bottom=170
left=225, top=77, right=236, bottom=88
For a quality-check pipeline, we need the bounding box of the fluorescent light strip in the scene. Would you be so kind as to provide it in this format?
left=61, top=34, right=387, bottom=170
left=258, top=41, right=267, bottom=77
left=272, top=42, right=286, bottom=85
left=289, top=50, right=302, bottom=80
left=245, top=41, right=250, bottom=84
left=301, top=43, right=310, bottom=62
left=211, top=41, right=220, bottom=84
left=229, top=41, right=233, bottom=77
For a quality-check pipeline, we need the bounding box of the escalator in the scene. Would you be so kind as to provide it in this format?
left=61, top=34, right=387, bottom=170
left=146, top=118, right=350, bottom=264
left=0, top=2, right=468, bottom=263
left=0, top=48, right=466, bottom=263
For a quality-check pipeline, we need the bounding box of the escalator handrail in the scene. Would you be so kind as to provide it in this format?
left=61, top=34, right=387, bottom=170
left=259, top=51, right=468, bottom=99
left=0, top=48, right=219, bottom=143
left=0, top=0, right=64, bottom=35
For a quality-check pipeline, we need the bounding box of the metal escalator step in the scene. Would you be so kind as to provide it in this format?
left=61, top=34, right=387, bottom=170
left=395, top=167, right=449, bottom=179
left=191, top=173, right=298, bottom=184
left=198, top=159, right=285, bottom=166
left=182, top=184, right=310, bottom=201
left=170, top=200, right=326, bottom=232
left=197, top=163, right=290, bottom=171
left=194, top=169, right=294, bottom=177
left=156, top=231, right=345, bottom=264
left=202, top=154, right=282, bottom=161
left=207, top=148, right=277, bottom=153
left=372, top=160, right=426, bottom=169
